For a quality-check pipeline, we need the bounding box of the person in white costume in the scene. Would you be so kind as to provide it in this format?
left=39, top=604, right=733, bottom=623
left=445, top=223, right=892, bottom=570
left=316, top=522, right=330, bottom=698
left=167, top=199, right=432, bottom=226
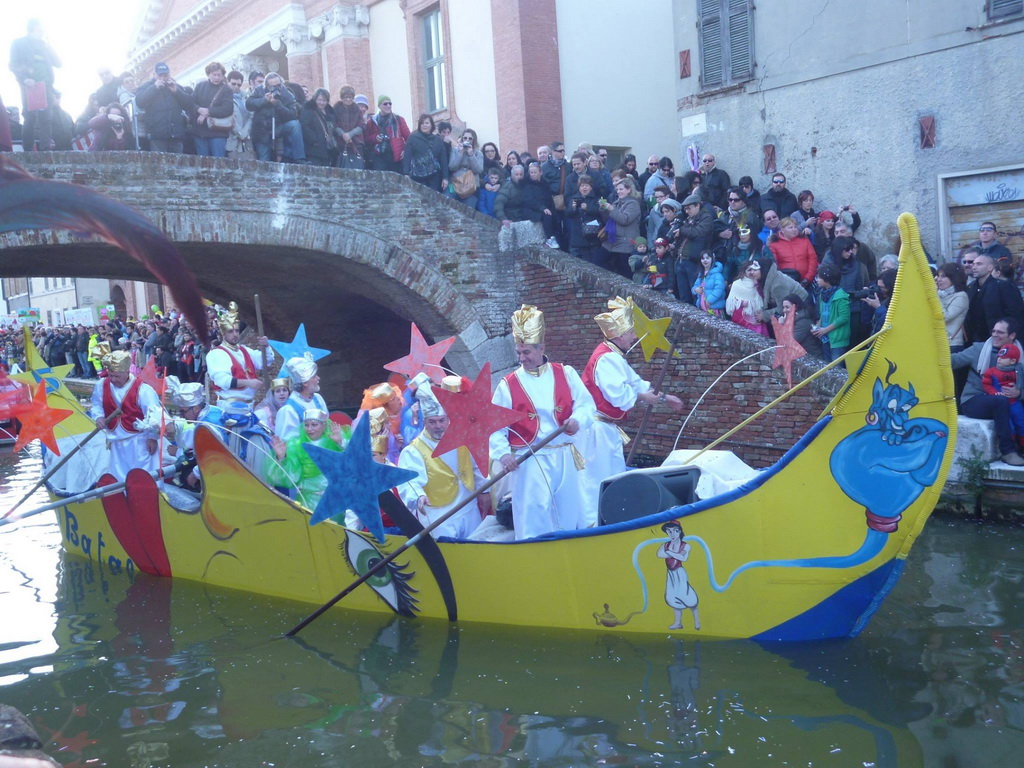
left=579, top=297, right=683, bottom=523
left=205, top=300, right=277, bottom=472
left=205, top=300, right=276, bottom=409
left=88, top=347, right=165, bottom=482
left=275, top=354, right=328, bottom=442
left=489, top=305, right=597, bottom=540
left=398, top=378, right=490, bottom=539
left=164, top=376, right=209, bottom=489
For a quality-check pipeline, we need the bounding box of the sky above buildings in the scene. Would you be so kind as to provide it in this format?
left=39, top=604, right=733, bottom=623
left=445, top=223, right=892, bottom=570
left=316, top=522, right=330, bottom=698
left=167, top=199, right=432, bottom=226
left=3, top=1, right=143, bottom=119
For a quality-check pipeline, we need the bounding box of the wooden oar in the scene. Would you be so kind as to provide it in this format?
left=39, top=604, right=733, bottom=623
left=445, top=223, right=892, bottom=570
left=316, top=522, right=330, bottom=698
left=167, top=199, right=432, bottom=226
left=254, top=293, right=270, bottom=389
left=626, top=320, right=686, bottom=467
left=283, top=423, right=571, bottom=638
left=3, top=403, right=123, bottom=520
left=0, top=461, right=179, bottom=528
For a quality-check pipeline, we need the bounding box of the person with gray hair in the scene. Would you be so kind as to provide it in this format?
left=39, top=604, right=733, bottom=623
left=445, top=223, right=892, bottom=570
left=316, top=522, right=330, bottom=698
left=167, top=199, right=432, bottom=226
left=879, top=254, right=899, bottom=273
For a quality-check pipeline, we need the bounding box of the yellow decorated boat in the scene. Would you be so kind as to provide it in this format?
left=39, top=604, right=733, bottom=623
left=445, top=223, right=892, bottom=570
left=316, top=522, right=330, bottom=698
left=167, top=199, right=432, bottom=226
left=37, top=213, right=956, bottom=641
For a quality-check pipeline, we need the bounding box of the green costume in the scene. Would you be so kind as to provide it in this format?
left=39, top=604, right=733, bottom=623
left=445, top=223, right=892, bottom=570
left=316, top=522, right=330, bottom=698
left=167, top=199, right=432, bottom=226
left=264, top=424, right=349, bottom=508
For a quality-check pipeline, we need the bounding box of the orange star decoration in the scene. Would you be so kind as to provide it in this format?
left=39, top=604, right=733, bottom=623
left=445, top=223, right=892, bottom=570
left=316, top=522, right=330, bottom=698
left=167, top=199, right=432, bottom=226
left=384, top=323, right=456, bottom=384
left=770, top=314, right=807, bottom=388
left=138, top=356, right=167, bottom=399
left=13, top=382, right=75, bottom=454
left=431, top=363, right=523, bottom=471
left=631, top=303, right=676, bottom=362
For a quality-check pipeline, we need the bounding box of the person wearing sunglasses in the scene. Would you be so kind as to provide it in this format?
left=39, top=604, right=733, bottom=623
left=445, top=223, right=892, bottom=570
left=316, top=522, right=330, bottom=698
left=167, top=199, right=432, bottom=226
left=367, top=94, right=410, bottom=173
left=638, top=154, right=661, bottom=193
left=972, top=221, right=1014, bottom=277
left=699, top=153, right=731, bottom=210
left=716, top=186, right=761, bottom=251
left=760, top=173, right=798, bottom=219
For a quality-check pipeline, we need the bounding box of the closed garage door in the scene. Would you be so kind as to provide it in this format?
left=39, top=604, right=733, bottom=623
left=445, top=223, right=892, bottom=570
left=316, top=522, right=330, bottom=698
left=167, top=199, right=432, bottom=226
left=946, top=167, right=1024, bottom=285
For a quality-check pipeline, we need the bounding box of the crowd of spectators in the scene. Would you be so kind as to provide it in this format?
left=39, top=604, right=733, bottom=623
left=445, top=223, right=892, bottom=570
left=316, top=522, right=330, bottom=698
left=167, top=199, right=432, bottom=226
left=1, top=307, right=223, bottom=386
left=6, top=22, right=1022, bottom=400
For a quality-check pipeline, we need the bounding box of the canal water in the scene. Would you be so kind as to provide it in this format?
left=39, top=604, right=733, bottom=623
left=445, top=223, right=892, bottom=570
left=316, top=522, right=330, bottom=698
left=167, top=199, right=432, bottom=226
left=2, top=447, right=1023, bottom=767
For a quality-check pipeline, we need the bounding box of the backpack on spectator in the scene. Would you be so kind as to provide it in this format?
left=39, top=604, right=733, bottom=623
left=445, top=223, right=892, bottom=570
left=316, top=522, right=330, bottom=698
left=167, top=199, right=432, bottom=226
left=452, top=168, right=479, bottom=199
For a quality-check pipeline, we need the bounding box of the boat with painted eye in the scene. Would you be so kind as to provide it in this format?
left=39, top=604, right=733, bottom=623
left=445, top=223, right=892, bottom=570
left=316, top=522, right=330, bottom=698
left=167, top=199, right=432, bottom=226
left=38, top=213, right=956, bottom=641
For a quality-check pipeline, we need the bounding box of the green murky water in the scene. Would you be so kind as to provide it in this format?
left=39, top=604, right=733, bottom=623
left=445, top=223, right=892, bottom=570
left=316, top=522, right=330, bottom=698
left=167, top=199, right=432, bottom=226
left=2, top=447, right=1023, bottom=767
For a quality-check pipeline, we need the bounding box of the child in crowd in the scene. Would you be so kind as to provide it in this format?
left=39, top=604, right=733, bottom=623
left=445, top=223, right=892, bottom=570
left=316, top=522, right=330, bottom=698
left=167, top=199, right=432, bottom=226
left=982, top=345, right=1024, bottom=450
left=812, top=263, right=851, bottom=363
left=692, top=251, right=726, bottom=317
left=565, top=173, right=602, bottom=264
left=723, top=226, right=762, bottom=285
left=476, top=167, right=502, bottom=218
left=642, top=238, right=675, bottom=296
left=628, top=237, right=649, bottom=284
left=726, top=259, right=768, bottom=336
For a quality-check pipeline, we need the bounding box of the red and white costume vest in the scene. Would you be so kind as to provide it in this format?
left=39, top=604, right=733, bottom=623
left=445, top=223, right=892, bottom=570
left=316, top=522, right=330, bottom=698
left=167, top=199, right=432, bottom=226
left=504, top=363, right=574, bottom=447
left=210, top=345, right=257, bottom=393
left=102, top=377, right=144, bottom=433
left=582, top=342, right=628, bottom=421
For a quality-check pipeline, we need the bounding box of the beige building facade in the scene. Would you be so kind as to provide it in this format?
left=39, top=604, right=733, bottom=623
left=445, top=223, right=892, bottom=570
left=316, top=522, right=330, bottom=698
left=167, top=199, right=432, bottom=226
left=128, top=0, right=681, bottom=161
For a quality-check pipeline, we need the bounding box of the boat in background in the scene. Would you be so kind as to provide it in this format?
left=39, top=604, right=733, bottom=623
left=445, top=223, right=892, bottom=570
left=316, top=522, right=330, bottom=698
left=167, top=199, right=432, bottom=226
left=38, top=213, right=956, bottom=640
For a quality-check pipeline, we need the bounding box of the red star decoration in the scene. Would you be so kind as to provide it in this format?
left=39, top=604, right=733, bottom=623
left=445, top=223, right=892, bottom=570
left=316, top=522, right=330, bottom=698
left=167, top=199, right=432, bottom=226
left=0, top=365, right=30, bottom=421
left=431, top=363, right=523, bottom=471
left=384, top=323, right=456, bottom=385
left=138, top=355, right=166, bottom=398
left=770, top=314, right=807, bottom=388
left=13, top=382, right=74, bottom=454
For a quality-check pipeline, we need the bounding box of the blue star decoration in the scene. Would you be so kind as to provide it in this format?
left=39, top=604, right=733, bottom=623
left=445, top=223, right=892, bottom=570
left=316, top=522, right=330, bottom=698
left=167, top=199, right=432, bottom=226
left=303, top=415, right=418, bottom=543
left=268, top=323, right=331, bottom=363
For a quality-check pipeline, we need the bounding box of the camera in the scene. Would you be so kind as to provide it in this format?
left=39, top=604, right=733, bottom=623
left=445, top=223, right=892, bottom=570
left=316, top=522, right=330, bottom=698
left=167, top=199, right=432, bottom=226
left=377, top=133, right=389, bottom=143
left=462, top=139, right=472, bottom=149
left=850, top=285, right=879, bottom=300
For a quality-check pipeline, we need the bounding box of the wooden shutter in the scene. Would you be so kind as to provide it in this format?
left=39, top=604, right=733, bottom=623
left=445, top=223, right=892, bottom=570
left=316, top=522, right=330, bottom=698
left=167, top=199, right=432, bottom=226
left=728, top=0, right=753, bottom=81
left=989, top=0, right=1024, bottom=20
left=699, top=0, right=724, bottom=88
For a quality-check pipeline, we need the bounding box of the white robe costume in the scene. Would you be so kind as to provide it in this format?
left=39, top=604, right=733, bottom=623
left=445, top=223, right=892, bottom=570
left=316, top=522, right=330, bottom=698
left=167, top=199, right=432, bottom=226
left=89, top=376, right=165, bottom=482
left=489, top=363, right=596, bottom=540
left=397, top=433, right=487, bottom=540
left=275, top=392, right=329, bottom=443
left=206, top=343, right=275, bottom=405
left=579, top=347, right=651, bottom=525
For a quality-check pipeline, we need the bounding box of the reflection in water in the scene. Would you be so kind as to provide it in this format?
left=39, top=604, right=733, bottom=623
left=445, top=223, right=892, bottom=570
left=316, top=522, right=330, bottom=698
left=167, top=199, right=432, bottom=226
left=2, top=442, right=1024, bottom=766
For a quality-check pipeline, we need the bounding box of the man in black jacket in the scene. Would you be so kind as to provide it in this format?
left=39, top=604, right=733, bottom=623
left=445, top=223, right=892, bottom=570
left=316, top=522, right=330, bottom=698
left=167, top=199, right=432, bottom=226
left=135, top=62, right=192, bottom=153
left=966, top=254, right=1024, bottom=342
left=675, top=194, right=715, bottom=304
left=760, top=173, right=798, bottom=219
left=246, top=72, right=305, bottom=163
left=699, top=153, right=731, bottom=210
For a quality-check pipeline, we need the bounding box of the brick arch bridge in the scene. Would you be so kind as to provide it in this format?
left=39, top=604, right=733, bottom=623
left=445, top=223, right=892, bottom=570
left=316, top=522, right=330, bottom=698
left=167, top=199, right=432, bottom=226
left=0, top=153, right=841, bottom=464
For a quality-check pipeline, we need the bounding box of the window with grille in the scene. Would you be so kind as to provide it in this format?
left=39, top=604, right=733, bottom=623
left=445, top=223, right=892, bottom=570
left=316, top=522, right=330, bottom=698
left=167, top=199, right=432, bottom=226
left=988, top=0, right=1023, bottom=20
left=698, top=0, right=754, bottom=89
left=423, top=9, right=446, bottom=113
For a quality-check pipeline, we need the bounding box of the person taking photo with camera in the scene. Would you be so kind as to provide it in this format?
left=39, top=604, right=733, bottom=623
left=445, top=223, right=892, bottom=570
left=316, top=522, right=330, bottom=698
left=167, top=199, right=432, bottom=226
left=245, top=71, right=306, bottom=163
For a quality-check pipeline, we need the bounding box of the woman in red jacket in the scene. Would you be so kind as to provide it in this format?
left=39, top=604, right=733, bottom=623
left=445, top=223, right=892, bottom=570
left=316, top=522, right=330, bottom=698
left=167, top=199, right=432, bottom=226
left=769, top=217, right=817, bottom=285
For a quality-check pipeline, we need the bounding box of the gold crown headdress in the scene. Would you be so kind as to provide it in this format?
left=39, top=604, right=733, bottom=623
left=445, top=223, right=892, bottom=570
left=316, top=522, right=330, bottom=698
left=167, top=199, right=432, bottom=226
left=594, top=297, right=634, bottom=340
left=368, top=407, right=389, bottom=454
left=271, top=377, right=290, bottom=390
left=511, top=304, right=545, bottom=345
left=217, top=301, right=240, bottom=334
left=361, top=382, right=400, bottom=410
left=100, top=346, right=131, bottom=373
